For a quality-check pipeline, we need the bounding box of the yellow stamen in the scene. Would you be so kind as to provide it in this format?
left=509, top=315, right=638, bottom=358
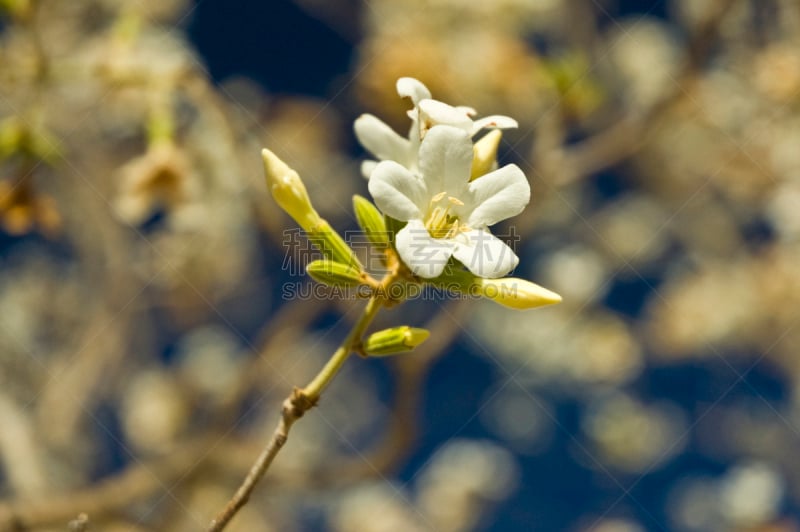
left=431, top=191, right=447, bottom=202
left=424, top=191, right=469, bottom=239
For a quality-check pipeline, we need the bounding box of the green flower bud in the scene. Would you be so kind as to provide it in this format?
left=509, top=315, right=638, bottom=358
left=306, top=260, right=366, bottom=288
left=261, top=148, right=321, bottom=231
left=307, top=220, right=363, bottom=271
left=353, top=195, right=388, bottom=247
left=363, top=326, right=430, bottom=356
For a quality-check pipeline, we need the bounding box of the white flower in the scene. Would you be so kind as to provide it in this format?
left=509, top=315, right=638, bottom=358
left=354, top=77, right=518, bottom=178
left=368, top=125, right=530, bottom=279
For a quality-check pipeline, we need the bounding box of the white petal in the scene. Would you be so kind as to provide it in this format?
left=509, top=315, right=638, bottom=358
left=465, top=164, right=530, bottom=227
left=452, top=229, right=519, bottom=278
left=354, top=114, right=410, bottom=164
left=471, top=115, right=519, bottom=135
left=418, top=125, right=473, bottom=198
left=418, top=99, right=473, bottom=136
left=360, top=160, right=377, bottom=179
left=368, top=161, right=426, bottom=221
left=396, top=77, right=431, bottom=104
left=395, top=219, right=455, bottom=278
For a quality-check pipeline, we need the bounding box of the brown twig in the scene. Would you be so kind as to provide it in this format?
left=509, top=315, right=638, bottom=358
left=206, top=288, right=388, bottom=531
left=0, top=440, right=209, bottom=532
left=206, top=388, right=315, bottom=532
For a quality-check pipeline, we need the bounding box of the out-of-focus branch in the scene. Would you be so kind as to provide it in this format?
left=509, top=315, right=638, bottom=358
left=0, top=439, right=209, bottom=532
left=543, top=0, right=738, bottom=188
left=0, top=299, right=466, bottom=530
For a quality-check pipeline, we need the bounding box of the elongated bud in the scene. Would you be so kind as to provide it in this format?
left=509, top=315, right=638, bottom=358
left=363, top=326, right=430, bottom=356
left=353, top=195, right=389, bottom=247
left=307, top=220, right=363, bottom=271
left=429, top=268, right=561, bottom=310
left=261, top=148, right=321, bottom=231
left=470, top=130, right=502, bottom=181
left=478, top=277, right=562, bottom=310
left=306, top=260, right=365, bottom=288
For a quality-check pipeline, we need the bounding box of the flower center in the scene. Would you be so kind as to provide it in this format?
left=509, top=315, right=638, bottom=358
left=424, top=191, right=468, bottom=239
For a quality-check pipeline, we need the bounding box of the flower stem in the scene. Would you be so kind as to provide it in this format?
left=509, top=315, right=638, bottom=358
left=206, top=290, right=388, bottom=532
left=302, top=295, right=382, bottom=400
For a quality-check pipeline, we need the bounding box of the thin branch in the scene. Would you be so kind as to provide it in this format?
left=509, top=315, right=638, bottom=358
left=206, top=291, right=387, bottom=531
left=544, top=0, right=739, bottom=188
left=0, top=440, right=209, bottom=532
left=206, top=389, right=314, bottom=532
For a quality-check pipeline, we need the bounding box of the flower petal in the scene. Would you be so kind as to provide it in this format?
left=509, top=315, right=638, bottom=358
left=452, top=229, right=519, bottom=278
left=396, top=77, right=431, bottom=105
left=471, top=115, right=518, bottom=135
left=354, top=114, right=411, bottom=165
left=418, top=99, right=473, bottom=136
left=368, top=161, right=426, bottom=221
left=465, top=164, right=530, bottom=227
left=455, top=105, right=478, bottom=117
left=360, top=160, right=378, bottom=179
left=418, top=125, right=473, bottom=198
left=395, top=219, right=455, bottom=278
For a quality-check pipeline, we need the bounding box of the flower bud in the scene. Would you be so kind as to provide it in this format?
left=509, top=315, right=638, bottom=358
left=478, top=277, right=562, bottom=310
left=353, top=195, right=389, bottom=247
left=470, top=129, right=502, bottom=181
left=307, top=220, right=363, bottom=271
left=261, top=148, right=321, bottom=231
left=306, top=260, right=365, bottom=288
left=363, top=326, right=430, bottom=356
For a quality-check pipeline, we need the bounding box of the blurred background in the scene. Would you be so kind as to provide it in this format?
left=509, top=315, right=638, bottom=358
left=1, top=0, right=799, bottom=530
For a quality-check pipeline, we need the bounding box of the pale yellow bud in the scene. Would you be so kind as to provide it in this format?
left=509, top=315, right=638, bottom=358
left=470, top=130, right=502, bottom=181
left=478, top=277, right=562, bottom=310
left=261, top=148, right=321, bottom=231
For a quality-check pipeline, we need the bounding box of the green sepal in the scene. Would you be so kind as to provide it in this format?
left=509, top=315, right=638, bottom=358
left=306, top=259, right=365, bottom=288
left=307, top=220, right=363, bottom=271
left=383, top=215, right=406, bottom=247
left=426, top=262, right=478, bottom=293
left=353, top=195, right=389, bottom=247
